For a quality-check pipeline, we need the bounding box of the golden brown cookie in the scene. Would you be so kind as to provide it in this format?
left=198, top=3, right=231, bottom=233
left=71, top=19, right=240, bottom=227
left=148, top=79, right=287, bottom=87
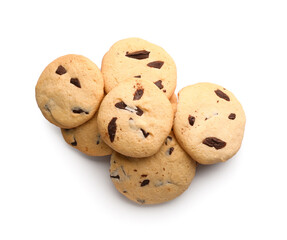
left=174, top=82, right=246, bottom=164
left=101, top=38, right=177, bottom=98
left=36, top=54, right=104, bottom=128
left=110, top=132, right=197, bottom=205
left=97, top=79, right=174, bottom=158
left=61, top=112, right=112, bottom=156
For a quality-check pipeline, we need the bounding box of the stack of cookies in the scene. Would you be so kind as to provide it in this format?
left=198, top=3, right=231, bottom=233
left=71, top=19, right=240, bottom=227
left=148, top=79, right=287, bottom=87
left=35, top=38, right=246, bottom=205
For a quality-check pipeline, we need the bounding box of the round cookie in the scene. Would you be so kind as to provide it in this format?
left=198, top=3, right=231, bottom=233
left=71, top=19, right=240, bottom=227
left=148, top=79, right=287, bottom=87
left=61, top=112, right=112, bottom=156
left=109, top=132, right=197, bottom=205
left=170, top=93, right=177, bottom=113
left=174, top=82, right=246, bottom=165
left=101, top=38, right=177, bottom=98
left=36, top=54, right=104, bottom=128
left=97, top=79, right=174, bottom=158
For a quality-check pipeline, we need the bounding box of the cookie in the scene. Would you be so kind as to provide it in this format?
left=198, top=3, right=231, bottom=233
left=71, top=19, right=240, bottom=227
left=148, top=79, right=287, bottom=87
left=61, top=112, right=112, bottom=156
left=174, top=82, right=246, bottom=165
left=97, top=79, right=174, bottom=158
left=110, top=133, right=196, bottom=204
left=170, top=93, right=177, bottom=113
left=36, top=54, right=104, bottom=128
left=109, top=132, right=197, bottom=205
left=101, top=38, right=177, bottom=98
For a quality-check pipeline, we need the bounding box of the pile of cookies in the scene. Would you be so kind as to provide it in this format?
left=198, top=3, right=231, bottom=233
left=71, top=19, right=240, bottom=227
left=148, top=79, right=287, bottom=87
left=35, top=38, right=246, bottom=205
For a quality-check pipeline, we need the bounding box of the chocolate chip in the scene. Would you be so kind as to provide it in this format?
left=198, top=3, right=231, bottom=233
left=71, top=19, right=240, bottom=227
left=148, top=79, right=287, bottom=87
left=72, top=108, right=89, bottom=114
left=115, top=101, right=143, bottom=116
left=147, top=61, right=164, bottom=69
left=228, top=113, right=236, bottom=120
left=134, top=75, right=141, bottom=78
left=55, top=65, right=67, bottom=75
left=115, top=101, right=127, bottom=109
left=154, top=80, right=164, bottom=89
left=214, top=89, right=230, bottom=101
left=141, top=179, right=150, bottom=187
left=165, top=136, right=172, bottom=145
left=70, top=78, right=81, bottom=88
left=96, top=134, right=101, bottom=145
left=125, top=50, right=150, bottom=60
left=108, top=117, right=117, bottom=143
left=188, top=115, right=195, bottom=126
left=44, top=104, right=50, bottom=112
left=141, top=174, right=148, bottom=178
left=136, top=107, right=143, bottom=116
left=123, top=190, right=127, bottom=193
left=141, top=128, right=149, bottom=138
left=163, top=90, right=166, bottom=93
left=133, top=89, right=144, bottom=100
left=137, top=199, right=145, bottom=204
left=203, top=137, right=226, bottom=149
left=110, top=175, right=120, bottom=179
left=71, top=138, right=77, bottom=146
left=168, top=147, right=174, bottom=155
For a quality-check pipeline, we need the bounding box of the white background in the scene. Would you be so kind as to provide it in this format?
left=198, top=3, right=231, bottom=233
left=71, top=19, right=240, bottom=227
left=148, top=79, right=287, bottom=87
left=0, top=0, right=286, bottom=239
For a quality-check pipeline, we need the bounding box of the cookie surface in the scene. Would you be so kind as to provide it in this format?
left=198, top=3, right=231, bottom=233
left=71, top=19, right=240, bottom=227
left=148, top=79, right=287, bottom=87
left=36, top=54, right=104, bottom=128
left=110, top=132, right=197, bottom=205
left=97, top=79, right=174, bottom=158
left=174, top=82, right=246, bottom=164
left=170, top=93, right=177, bottom=113
left=61, top=112, right=112, bottom=156
left=101, top=38, right=177, bottom=98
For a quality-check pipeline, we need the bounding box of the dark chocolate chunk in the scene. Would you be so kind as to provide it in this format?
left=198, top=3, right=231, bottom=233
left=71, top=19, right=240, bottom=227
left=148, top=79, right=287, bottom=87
left=70, top=78, right=81, bottom=88
left=72, top=108, right=89, bottom=114
left=71, top=138, right=77, bottom=146
left=137, top=199, right=145, bottom=204
left=115, top=101, right=127, bottom=109
left=125, top=50, right=150, bottom=60
left=165, top=136, right=172, bottom=145
left=115, top=101, right=144, bottom=116
left=147, top=61, right=164, bottom=69
left=141, top=128, right=149, bottom=138
left=154, top=80, right=164, bottom=89
left=203, top=137, right=226, bottom=150
left=188, top=115, right=195, bottom=126
left=133, top=89, right=144, bottom=100
left=44, top=104, right=50, bottom=112
left=168, top=147, right=174, bottom=155
left=55, top=65, right=67, bottom=75
left=141, top=179, right=150, bottom=187
left=228, top=113, right=236, bottom=120
left=110, top=175, right=120, bottom=179
left=141, top=174, right=148, bottom=178
left=108, top=117, right=117, bottom=143
left=134, top=75, right=141, bottom=78
left=214, top=89, right=230, bottom=101
left=136, top=107, right=143, bottom=116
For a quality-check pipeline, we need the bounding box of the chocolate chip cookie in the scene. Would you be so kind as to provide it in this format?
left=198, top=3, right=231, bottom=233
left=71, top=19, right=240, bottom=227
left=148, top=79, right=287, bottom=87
left=174, top=82, right=246, bottom=164
left=36, top=54, right=104, bottom=128
left=101, top=38, right=177, bottom=98
left=97, top=79, right=174, bottom=158
left=61, top=112, right=112, bottom=156
left=109, top=132, right=197, bottom=205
